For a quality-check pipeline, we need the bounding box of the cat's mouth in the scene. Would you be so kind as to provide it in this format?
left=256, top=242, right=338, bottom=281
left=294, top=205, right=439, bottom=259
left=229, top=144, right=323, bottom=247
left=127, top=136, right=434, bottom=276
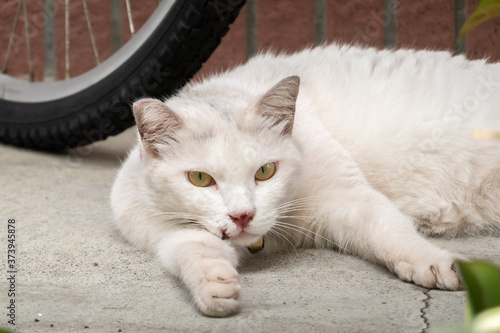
left=220, top=228, right=262, bottom=246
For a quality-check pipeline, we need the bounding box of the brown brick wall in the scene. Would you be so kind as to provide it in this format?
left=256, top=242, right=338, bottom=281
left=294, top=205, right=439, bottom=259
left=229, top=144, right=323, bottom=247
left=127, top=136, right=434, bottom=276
left=204, top=0, right=500, bottom=74
left=396, top=1, right=456, bottom=51
left=326, top=0, right=385, bottom=48
left=466, top=0, right=500, bottom=60
left=2, top=0, right=500, bottom=81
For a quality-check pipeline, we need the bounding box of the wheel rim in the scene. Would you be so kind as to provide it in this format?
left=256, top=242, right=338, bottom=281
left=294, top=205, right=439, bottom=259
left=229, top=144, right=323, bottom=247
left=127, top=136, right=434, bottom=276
left=0, top=0, right=174, bottom=103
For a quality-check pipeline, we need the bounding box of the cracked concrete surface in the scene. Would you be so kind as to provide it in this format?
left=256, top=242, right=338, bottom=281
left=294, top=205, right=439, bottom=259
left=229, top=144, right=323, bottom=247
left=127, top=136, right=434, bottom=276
left=1, top=127, right=499, bottom=333
left=420, top=289, right=431, bottom=333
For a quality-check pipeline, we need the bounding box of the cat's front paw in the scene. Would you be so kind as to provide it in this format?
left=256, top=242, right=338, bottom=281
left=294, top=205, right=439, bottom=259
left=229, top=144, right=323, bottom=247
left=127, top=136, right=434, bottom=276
left=393, top=251, right=465, bottom=290
left=193, top=262, right=241, bottom=317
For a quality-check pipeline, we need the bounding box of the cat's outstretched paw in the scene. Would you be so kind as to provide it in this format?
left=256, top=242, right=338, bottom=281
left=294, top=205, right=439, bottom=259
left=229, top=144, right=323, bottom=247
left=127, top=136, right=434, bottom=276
left=393, top=252, right=465, bottom=290
left=193, top=262, right=241, bottom=317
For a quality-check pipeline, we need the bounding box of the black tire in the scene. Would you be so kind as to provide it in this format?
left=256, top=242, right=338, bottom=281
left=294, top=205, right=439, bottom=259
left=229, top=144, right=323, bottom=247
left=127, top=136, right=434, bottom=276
left=0, top=0, right=245, bottom=151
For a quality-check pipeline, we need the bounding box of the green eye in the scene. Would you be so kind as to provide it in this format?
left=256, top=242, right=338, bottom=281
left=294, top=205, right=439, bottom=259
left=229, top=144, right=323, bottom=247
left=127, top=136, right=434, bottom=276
left=188, top=171, right=214, bottom=187
left=255, top=163, right=276, bottom=181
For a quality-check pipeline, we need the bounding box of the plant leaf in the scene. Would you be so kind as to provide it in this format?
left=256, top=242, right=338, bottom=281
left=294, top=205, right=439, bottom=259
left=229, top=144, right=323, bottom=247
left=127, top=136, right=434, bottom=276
left=476, top=0, right=500, bottom=12
left=458, top=2, right=500, bottom=40
left=457, top=261, right=500, bottom=318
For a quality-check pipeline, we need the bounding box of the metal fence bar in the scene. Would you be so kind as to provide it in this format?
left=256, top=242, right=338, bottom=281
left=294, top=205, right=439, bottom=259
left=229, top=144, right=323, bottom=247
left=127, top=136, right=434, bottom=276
left=111, top=0, right=122, bottom=53
left=314, top=0, right=326, bottom=45
left=246, top=0, right=257, bottom=58
left=44, top=0, right=56, bottom=80
left=383, top=0, right=396, bottom=49
left=454, top=0, right=466, bottom=54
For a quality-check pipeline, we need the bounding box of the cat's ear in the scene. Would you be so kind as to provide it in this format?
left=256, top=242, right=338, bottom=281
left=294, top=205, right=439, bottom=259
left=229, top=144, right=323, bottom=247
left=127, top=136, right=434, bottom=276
left=133, top=98, right=183, bottom=157
left=257, top=76, right=300, bottom=135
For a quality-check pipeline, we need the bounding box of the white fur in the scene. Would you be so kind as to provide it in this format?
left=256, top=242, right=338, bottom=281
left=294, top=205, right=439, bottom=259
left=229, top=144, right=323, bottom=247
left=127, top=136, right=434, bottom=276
left=111, top=44, right=500, bottom=317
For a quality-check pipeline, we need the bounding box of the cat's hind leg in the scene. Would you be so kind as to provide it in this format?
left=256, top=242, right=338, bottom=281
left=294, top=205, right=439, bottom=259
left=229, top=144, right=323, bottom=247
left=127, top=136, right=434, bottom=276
left=401, top=141, right=500, bottom=237
left=474, top=164, right=500, bottom=234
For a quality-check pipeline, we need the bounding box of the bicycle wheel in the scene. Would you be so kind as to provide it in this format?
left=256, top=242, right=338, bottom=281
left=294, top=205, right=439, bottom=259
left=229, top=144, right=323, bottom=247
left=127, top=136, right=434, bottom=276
left=0, top=0, right=245, bottom=151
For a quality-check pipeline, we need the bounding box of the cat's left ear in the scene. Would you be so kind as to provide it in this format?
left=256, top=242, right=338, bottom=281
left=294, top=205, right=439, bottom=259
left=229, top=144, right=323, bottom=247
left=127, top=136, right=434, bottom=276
left=257, top=75, right=300, bottom=135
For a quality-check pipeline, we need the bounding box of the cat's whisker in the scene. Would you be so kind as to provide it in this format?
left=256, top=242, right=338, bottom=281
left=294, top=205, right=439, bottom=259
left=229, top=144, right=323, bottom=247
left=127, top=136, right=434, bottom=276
left=265, top=228, right=297, bottom=251
left=271, top=222, right=327, bottom=250
left=273, top=220, right=350, bottom=253
left=150, top=211, right=205, bottom=225
left=149, top=212, right=204, bottom=229
left=267, top=226, right=300, bottom=253
left=277, top=195, right=329, bottom=205
left=273, top=223, right=328, bottom=248
left=150, top=211, right=202, bottom=219
left=275, top=198, right=326, bottom=211
left=276, top=214, right=316, bottom=222
left=276, top=207, right=317, bottom=216
left=273, top=197, right=328, bottom=217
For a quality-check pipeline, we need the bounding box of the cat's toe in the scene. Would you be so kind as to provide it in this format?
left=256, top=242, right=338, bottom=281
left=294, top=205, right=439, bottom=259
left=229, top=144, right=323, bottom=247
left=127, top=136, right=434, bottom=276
left=197, top=293, right=240, bottom=317
left=394, top=252, right=464, bottom=290
left=195, top=264, right=241, bottom=317
left=435, top=262, right=463, bottom=290
left=432, top=253, right=466, bottom=290
left=427, top=260, right=462, bottom=290
left=207, top=273, right=240, bottom=299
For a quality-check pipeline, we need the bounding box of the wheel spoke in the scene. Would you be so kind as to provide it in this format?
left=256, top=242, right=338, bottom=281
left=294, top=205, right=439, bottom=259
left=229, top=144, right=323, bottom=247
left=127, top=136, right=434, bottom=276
left=82, top=0, right=100, bottom=65
left=2, top=0, right=23, bottom=74
left=125, top=0, right=135, bottom=36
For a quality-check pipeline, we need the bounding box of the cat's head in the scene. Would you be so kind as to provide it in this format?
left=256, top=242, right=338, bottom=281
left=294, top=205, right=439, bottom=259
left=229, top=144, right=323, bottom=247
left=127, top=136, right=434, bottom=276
left=133, top=76, right=303, bottom=247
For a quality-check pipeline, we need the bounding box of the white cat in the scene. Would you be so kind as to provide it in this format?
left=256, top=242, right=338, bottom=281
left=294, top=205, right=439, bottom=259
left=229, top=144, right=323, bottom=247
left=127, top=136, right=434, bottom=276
left=111, top=44, right=500, bottom=317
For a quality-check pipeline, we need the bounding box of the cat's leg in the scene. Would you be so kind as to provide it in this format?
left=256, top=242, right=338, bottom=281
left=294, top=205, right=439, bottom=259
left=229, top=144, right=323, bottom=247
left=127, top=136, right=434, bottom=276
left=156, top=228, right=241, bottom=317
left=310, top=184, right=464, bottom=290
left=294, top=116, right=464, bottom=290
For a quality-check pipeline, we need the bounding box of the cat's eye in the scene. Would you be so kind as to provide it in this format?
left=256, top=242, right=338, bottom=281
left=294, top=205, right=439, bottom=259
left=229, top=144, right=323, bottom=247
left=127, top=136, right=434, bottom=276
left=255, top=162, right=276, bottom=181
left=188, top=171, right=214, bottom=187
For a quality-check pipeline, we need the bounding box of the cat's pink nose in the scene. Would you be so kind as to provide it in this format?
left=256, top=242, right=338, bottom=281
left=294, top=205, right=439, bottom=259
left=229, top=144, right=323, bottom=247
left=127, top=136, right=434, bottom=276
left=229, top=212, right=255, bottom=230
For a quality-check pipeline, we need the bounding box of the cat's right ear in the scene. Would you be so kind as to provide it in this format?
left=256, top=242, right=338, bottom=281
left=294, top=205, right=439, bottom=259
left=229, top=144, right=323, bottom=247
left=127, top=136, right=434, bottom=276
left=133, top=98, right=183, bottom=157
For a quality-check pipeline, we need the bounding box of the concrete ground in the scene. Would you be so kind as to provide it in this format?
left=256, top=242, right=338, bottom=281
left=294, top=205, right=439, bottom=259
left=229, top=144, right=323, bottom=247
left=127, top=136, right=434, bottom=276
left=1, top=127, right=499, bottom=333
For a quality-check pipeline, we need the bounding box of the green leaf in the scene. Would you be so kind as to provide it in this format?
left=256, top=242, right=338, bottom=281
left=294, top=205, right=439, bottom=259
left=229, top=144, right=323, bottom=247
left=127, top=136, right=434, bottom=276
left=458, top=1, right=500, bottom=40
left=476, top=0, right=500, bottom=12
left=457, top=261, right=500, bottom=318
